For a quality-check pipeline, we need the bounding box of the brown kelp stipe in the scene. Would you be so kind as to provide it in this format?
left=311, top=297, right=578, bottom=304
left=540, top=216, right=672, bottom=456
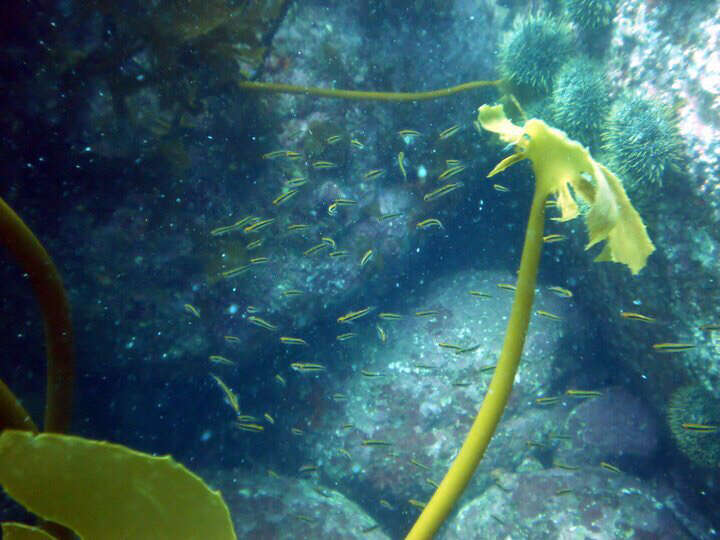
left=0, top=196, right=75, bottom=434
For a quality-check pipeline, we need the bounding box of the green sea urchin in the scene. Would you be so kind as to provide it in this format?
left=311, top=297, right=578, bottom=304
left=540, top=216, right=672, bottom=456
left=602, top=94, right=683, bottom=189
left=563, top=0, right=618, bottom=32
left=498, top=15, right=575, bottom=96
left=551, top=58, right=611, bottom=151
left=667, top=385, right=720, bottom=468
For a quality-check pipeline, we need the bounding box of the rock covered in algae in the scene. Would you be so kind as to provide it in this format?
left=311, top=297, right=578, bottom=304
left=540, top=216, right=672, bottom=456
left=444, top=465, right=714, bottom=539
left=0, top=430, right=236, bottom=540
left=200, top=467, right=389, bottom=539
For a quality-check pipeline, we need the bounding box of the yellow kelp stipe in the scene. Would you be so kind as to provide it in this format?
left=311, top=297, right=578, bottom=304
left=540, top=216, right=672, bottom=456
left=2, top=522, right=57, bottom=540
left=0, top=431, right=236, bottom=540
left=237, top=79, right=500, bottom=102
left=407, top=105, right=653, bottom=539
left=0, top=379, right=37, bottom=433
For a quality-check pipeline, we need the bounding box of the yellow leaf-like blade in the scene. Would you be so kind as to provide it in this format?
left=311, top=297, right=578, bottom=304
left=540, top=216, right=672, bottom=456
left=477, top=104, right=525, bottom=143
left=0, top=431, right=236, bottom=540
left=477, top=104, right=655, bottom=274
left=553, top=183, right=580, bottom=222
left=590, top=164, right=655, bottom=275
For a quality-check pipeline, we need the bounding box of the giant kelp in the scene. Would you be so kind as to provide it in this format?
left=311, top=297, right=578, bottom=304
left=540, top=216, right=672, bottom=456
left=407, top=104, right=653, bottom=538
left=0, top=196, right=235, bottom=539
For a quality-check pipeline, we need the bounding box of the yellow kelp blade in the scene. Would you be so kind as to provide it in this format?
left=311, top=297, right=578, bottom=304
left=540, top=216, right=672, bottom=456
left=474, top=102, right=524, bottom=143
left=2, top=522, right=57, bottom=540
left=477, top=104, right=655, bottom=275
left=0, top=431, right=236, bottom=540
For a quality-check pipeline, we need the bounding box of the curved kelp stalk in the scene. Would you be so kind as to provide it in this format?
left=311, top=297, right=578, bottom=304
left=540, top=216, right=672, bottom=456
left=0, top=197, right=74, bottom=434
left=0, top=197, right=237, bottom=539
left=406, top=104, right=654, bottom=539
left=0, top=196, right=76, bottom=539
left=237, top=79, right=501, bottom=101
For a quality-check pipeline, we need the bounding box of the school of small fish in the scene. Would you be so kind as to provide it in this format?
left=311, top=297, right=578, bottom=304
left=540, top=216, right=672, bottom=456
left=183, top=118, right=717, bottom=527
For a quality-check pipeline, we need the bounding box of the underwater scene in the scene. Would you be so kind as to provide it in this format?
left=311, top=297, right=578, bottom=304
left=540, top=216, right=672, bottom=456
left=1, top=0, right=720, bottom=538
